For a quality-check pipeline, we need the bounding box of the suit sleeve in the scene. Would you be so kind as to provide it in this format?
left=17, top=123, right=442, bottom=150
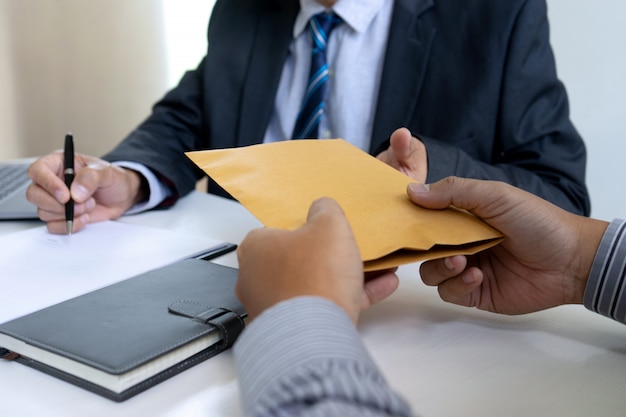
left=99, top=0, right=238, bottom=202
left=101, top=59, right=207, bottom=203
left=422, top=0, right=590, bottom=216
left=234, top=297, right=416, bottom=417
left=99, top=0, right=266, bottom=204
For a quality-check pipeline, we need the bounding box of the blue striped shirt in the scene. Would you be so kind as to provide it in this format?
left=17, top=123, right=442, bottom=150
left=234, top=297, right=415, bottom=417
left=584, top=218, right=626, bottom=324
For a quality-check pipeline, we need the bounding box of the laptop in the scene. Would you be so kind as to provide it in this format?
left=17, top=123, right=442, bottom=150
left=0, top=159, right=39, bottom=220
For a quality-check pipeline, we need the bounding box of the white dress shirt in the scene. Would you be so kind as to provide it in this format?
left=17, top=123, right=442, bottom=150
left=124, top=0, right=395, bottom=211
left=264, top=0, right=393, bottom=152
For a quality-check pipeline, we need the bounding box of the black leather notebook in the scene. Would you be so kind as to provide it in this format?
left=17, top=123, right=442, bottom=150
left=0, top=259, right=246, bottom=402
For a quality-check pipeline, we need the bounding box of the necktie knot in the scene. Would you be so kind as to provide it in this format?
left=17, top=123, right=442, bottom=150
left=310, top=12, right=343, bottom=52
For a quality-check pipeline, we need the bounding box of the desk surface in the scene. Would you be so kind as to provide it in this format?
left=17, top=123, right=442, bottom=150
left=1, top=192, right=625, bottom=417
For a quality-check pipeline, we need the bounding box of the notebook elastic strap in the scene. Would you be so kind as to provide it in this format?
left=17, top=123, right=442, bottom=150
left=168, top=301, right=245, bottom=349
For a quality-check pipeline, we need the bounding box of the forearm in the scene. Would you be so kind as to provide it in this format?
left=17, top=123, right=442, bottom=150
left=584, top=218, right=626, bottom=324
left=234, top=297, right=415, bottom=417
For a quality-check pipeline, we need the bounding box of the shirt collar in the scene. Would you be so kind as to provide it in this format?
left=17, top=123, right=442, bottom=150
left=294, top=0, right=389, bottom=37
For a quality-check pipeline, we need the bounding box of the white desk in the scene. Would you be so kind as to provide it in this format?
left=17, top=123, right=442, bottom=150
left=1, top=192, right=625, bottom=416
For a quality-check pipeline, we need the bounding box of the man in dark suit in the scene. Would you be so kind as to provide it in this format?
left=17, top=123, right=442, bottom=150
left=27, top=0, right=590, bottom=234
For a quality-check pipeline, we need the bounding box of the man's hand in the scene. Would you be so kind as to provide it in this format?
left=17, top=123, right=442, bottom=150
left=376, top=127, right=428, bottom=183
left=409, top=177, right=609, bottom=315
left=27, top=151, right=148, bottom=234
left=235, top=198, right=399, bottom=324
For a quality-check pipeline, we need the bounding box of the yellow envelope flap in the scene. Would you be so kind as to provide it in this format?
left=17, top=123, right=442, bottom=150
left=186, top=140, right=502, bottom=270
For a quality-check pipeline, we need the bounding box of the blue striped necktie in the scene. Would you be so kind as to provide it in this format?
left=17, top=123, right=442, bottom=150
left=292, top=12, right=343, bottom=139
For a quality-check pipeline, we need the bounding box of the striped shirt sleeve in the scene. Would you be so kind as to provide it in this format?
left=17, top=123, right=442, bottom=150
left=233, top=296, right=415, bottom=417
left=583, top=218, right=626, bottom=324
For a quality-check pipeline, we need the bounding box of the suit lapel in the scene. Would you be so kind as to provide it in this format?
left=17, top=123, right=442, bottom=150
left=237, top=2, right=298, bottom=147
left=370, top=0, right=435, bottom=154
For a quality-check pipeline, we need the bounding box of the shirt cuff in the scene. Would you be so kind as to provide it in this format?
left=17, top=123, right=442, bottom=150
left=234, top=296, right=377, bottom=414
left=583, top=218, right=626, bottom=324
left=111, top=161, right=172, bottom=214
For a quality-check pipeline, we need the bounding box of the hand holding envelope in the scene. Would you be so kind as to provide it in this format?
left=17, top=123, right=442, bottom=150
left=186, top=140, right=503, bottom=271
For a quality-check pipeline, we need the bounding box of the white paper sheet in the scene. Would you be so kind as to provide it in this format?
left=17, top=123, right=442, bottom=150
left=0, top=220, right=227, bottom=323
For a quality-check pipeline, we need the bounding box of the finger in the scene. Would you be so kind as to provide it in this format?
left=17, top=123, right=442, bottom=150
left=407, top=176, right=524, bottom=218
left=375, top=128, right=411, bottom=166
left=70, top=165, right=105, bottom=204
left=362, top=270, right=399, bottom=310
left=26, top=182, right=66, bottom=214
left=420, top=255, right=468, bottom=286
left=407, top=177, right=461, bottom=210
left=43, top=213, right=90, bottom=235
left=375, top=148, right=389, bottom=163
left=364, top=267, right=398, bottom=281
left=306, top=197, right=346, bottom=223
left=27, top=154, right=69, bottom=204
left=389, top=127, right=414, bottom=162
left=436, top=267, right=483, bottom=307
left=305, top=197, right=357, bottom=244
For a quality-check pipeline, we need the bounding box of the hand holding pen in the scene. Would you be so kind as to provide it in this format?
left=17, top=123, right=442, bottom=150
left=26, top=135, right=150, bottom=235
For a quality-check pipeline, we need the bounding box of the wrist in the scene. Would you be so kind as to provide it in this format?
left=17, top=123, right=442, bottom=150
left=569, top=216, right=610, bottom=304
left=124, top=168, right=149, bottom=206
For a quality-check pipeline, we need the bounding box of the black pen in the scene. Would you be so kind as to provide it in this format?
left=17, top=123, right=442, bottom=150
left=195, top=243, right=238, bottom=261
left=64, top=133, right=75, bottom=236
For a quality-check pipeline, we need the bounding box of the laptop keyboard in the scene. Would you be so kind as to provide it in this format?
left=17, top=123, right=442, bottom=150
left=0, top=163, right=30, bottom=202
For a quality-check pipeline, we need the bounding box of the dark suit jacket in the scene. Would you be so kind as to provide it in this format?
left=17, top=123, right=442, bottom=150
left=104, top=0, right=591, bottom=215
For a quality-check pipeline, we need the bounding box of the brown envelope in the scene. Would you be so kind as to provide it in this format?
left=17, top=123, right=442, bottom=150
left=186, top=140, right=503, bottom=271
